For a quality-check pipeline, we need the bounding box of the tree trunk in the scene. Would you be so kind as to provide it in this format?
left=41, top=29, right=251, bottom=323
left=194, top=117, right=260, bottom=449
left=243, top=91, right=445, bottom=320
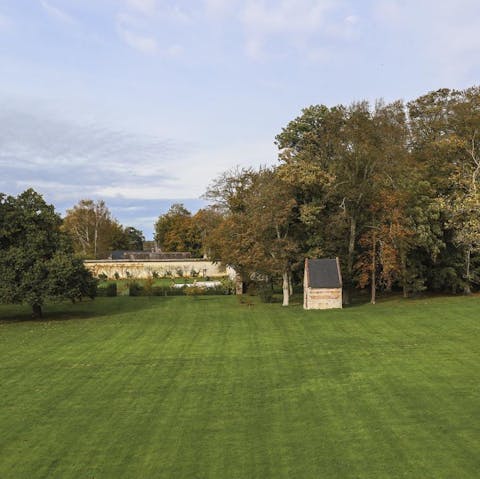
left=94, top=226, right=98, bottom=259
left=371, top=229, right=376, bottom=305
left=282, top=271, right=290, bottom=306
left=32, top=304, right=43, bottom=319
left=289, top=273, right=293, bottom=296
left=235, top=273, right=244, bottom=295
left=344, top=216, right=357, bottom=305
left=400, top=247, right=408, bottom=298
left=464, top=247, right=472, bottom=295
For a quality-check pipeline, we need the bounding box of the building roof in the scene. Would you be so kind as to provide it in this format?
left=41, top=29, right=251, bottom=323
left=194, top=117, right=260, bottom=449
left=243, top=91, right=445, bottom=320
left=109, top=250, right=192, bottom=260
left=306, top=258, right=342, bottom=288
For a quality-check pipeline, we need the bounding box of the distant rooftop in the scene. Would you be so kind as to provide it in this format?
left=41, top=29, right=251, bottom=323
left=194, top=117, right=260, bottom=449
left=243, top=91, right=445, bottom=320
left=109, top=250, right=192, bottom=261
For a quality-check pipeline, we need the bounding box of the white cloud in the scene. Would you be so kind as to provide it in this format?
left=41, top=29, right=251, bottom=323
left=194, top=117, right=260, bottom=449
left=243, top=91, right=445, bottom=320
left=204, top=0, right=239, bottom=17
left=0, top=13, right=12, bottom=30
left=0, top=105, right=278, bottom=206
left=373, top=0, right=480, bottom=84
left=242, top=0, right=335, bottom=35
left=165, top=44, right=184, bottom=58
left=0, top=106, right=182, bottom=202
left=125, top=0, right=157, bottom=15
left=240, top=0, right=354, bottom=60
left=40, top=0, right=75, bottom=24
left=116, top=6, right=186, bottom=56
left=118, top=27, right=158, bottom=54
left=344, top=15, right=358, bottom=25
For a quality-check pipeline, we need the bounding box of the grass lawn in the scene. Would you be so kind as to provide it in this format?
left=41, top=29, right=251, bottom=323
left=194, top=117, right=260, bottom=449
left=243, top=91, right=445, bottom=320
left=0, top=295, right=479, bottom=478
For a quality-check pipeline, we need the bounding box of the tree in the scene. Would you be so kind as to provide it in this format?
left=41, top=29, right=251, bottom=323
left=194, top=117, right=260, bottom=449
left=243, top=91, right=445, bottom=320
left=62, top=199, right=124, bottom=259
left=191, top=207, right=223, bottom=258
left=408, top=87, right=480, bottom=294
left=206, top=167, right=300, bottom=305
left=0, top=189, right=97, bottom=317
left=122, top=226, right=145, bottom=251
left=276, top=100, right=409, bottom=302
left=154, top=204, right=202, bottom=256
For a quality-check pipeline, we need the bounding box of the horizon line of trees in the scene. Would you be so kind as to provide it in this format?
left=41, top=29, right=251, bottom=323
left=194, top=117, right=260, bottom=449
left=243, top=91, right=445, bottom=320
left=183, top=86, right=480, bottom=306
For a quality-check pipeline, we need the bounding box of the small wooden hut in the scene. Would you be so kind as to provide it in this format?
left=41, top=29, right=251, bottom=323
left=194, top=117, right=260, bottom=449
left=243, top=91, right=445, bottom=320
left=304, top=258, right=342, bottom=310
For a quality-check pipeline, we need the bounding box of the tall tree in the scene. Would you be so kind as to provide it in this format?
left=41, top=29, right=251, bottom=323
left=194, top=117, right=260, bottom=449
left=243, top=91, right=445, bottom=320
left=0, top=189, right=97, bottom=317
left=122, top=226, right=145, bottom=251
left=191, top=207, right=224, bottom=258
left=408, top=87, right=480, bottom=293
left=62, top=199, right=123, bottom=259
left=154, top=204, right=202, bottom=256
left=276, top=100, right=409, bottom=302
left=206, top=167, right=300, bottom=305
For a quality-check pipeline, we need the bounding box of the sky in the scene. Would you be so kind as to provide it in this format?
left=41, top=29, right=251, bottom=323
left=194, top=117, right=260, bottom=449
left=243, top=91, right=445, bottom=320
left=1, top=0, right=480, bottom=238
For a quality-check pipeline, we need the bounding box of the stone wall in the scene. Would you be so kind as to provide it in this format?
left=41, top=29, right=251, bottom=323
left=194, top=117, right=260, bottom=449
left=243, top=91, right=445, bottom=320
left=304, top=287, right=342, bottom=310
left=84, top=259, right=235, bottom=280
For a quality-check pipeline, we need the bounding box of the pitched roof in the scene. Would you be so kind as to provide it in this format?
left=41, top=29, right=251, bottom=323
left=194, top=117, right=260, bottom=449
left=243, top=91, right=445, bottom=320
left=306, top=258, right=342, bottom=288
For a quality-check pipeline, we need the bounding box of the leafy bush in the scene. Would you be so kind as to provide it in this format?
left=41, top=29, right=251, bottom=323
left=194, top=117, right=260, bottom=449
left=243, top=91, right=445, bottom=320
left=106, top=283, right=117, bottom=297
left=257, top=282, right=274, bottom=303
left=114, top=272, right=120, bottom=280
left=98, top=273, right=108, bottom=281
left=246, top=282, right=257, bottom=296
left=152, top=271, right=159, bottom=279
left=144, top=277, right=154, bottom=296
left=184, top=286, right=205, bottom=296
left=220, top=277, right=236, bottom=294
left=128, top=282, right=144, bottom=296
left=97, top=283, right=117, bottom=297
left=151, top=286, right=185, bottom=296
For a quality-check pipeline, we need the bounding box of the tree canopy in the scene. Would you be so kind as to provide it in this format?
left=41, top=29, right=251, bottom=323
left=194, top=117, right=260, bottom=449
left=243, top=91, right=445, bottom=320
left=62, top=200, right=146, bottom=258
left=154, top=204, right=222, bottom=257
left=0, top=189, right=97, bottom=317
left=204, top=86, right=480, bottom=303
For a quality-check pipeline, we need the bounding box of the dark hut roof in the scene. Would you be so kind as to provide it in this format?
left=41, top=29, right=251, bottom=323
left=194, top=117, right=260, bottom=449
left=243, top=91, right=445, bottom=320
left=306, top=258, right=342, bottom=288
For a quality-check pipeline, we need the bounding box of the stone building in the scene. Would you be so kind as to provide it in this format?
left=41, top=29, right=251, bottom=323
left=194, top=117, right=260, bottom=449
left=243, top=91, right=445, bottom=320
left=304, top=258, right=343, bottom=310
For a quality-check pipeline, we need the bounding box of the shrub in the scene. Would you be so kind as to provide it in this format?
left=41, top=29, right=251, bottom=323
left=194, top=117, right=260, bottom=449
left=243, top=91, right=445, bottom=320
left=98, top=273, right=108, bottom=281
left=152, top=271, right=159, bottom=279
left=97, top=283, right=117, bottom=297
left=258, top=282, right=274, bottom=303
left=106, top=283, right=117, bottom=297
left=114, top=272, right=120, bottom=280
left=246, top=282, right=257, bottom=296
left=220, top=277, right=236, bottom=295
left=151, top=286, right=185, bottom=296
left=184, top=286, right=205, bottom=296
left=176, top=268, right=184, bottom=277
left=128, top=282, right=144, bottom=296
left=144, top=277, right=154, bottom=296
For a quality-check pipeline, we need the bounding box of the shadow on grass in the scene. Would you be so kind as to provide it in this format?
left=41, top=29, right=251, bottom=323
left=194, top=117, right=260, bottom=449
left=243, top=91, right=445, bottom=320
left=0, top=296, right=177, bottom=324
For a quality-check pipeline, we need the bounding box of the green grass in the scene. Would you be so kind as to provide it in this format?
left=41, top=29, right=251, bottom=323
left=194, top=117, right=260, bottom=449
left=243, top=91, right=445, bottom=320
left=0, top=295, right=479, bottom=478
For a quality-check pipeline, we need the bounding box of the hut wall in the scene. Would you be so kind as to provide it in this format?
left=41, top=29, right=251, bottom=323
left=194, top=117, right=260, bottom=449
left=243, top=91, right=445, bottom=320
left=305, top=287, right=342, bottom=310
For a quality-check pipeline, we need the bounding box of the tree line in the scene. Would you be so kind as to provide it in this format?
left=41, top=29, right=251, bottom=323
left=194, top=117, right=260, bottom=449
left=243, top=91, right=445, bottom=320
left=159, top=86, right=480, bottom=306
